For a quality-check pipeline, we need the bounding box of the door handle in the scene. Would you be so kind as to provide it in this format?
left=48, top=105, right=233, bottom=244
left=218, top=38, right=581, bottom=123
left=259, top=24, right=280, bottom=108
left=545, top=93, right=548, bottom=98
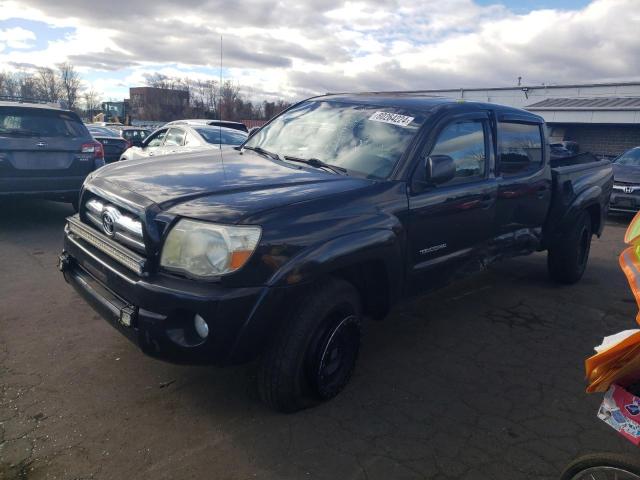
left=536, top=186, right=547, bottom=199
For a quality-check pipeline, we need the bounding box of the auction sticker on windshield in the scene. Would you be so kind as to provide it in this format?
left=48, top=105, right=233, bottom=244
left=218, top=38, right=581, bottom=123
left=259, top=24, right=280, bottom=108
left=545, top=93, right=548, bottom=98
left=368, top=111, right=415, bottom=127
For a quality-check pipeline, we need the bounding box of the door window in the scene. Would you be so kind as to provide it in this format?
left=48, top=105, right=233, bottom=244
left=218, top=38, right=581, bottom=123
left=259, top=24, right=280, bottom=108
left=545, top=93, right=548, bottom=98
left=428, top=120, right=486, bottom=184
left=498, top=122, right=543, bottom=176
left=164, top=128, right=186, bottom=147
left=146, top=129, right=168, bottom=147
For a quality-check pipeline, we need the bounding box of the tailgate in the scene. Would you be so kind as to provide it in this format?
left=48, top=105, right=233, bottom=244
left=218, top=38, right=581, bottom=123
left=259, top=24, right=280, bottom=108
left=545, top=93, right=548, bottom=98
left=0, top=137, right=94, bottom=177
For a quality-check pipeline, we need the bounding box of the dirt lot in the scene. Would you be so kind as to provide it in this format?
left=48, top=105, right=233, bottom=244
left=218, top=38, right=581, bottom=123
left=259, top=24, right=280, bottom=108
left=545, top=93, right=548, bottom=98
left=0, top=199, right=634, bottom=480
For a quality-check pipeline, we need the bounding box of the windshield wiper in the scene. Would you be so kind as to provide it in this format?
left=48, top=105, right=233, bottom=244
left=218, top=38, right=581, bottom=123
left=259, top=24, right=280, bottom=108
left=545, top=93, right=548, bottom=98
left=283, top=155, right=348, bottom=175
left=243, top=145, right=283, bottom=161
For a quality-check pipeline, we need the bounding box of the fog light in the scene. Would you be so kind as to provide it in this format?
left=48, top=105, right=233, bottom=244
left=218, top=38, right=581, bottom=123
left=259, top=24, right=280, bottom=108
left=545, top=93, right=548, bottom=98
left=194, top=314, right=209, bottom=339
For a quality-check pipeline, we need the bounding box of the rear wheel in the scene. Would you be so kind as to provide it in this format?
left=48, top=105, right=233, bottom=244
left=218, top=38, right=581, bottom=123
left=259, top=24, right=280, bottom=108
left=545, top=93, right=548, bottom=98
left=258, top=278, right=362, bottom=413
left=548, top=210, right=592, bottom=284
left=560, top=453, right=640, bottom=479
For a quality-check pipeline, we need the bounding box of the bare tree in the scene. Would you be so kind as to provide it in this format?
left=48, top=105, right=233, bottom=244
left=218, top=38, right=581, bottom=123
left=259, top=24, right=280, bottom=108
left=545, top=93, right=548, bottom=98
left=0, top=71, right=20, bottom=98
left=58, top=62, right=82, bottom=110
left=36, top=67, right=61, bottom=102
left=83, top=89, right=102, bottom=119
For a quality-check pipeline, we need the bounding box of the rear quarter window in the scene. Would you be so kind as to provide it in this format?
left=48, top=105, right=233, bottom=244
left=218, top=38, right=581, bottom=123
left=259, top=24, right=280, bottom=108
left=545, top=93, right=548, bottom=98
left=0, top=107, right=88, bottom=138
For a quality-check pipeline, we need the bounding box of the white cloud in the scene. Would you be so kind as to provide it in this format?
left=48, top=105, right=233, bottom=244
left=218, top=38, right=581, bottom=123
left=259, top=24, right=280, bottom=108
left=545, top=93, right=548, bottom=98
left=0, top=26, right=36, bottom=50
left=0, top=0, right=639, bottom=101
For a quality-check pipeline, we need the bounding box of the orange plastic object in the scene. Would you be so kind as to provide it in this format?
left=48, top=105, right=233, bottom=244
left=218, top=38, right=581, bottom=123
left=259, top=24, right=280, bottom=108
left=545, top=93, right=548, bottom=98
left=619, top=246, right=640, bottom=324
left=586, top=330, right=640, bottom=392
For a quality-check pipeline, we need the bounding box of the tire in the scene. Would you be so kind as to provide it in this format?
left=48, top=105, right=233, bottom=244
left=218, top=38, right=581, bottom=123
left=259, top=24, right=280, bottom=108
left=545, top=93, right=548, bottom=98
left=258, top=277, right=362, bottom=413
left=548, top=210, right=592, bottom=284
left=560, top=453, right=640, bottom=479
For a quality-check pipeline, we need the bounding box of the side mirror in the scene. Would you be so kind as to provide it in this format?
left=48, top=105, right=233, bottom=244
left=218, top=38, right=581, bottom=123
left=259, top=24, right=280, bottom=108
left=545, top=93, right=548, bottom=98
left=426, top=155, right=456, bottom=185
left=248, top=126, right=261, bottom=137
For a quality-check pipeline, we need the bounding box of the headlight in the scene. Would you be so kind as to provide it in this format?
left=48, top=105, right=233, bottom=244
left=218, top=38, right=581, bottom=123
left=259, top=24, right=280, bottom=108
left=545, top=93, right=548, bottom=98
left=160, top=219, right=261, bottom=279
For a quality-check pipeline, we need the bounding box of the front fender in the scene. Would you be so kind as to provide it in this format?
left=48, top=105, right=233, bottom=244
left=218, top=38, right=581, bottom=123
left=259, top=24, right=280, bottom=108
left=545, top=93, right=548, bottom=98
left=227, top=228, right=404, bottom=364
left=266, top=228, right=404, bottom=290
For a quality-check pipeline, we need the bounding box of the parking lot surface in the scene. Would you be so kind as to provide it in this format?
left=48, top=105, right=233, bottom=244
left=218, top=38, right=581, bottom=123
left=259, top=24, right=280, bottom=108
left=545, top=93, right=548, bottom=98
left=0, top=199, right=634, bottom=480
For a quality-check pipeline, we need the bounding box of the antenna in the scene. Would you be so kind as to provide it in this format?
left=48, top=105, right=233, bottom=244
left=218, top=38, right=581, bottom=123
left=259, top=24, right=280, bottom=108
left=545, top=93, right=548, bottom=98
left=219, top=35, right=222, bottom=151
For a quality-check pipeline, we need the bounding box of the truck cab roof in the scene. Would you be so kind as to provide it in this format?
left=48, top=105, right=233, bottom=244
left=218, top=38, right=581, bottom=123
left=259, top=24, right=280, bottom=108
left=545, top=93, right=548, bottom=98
left=317, top=92, right=544, bottom=123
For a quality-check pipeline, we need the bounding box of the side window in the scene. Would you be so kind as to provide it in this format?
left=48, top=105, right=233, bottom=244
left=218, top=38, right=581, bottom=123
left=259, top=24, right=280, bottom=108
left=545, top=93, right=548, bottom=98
left=164, top=128, right=186, bottom=147
left=146, top=129, right=167, bottom=147
left=428, top=120, right=486, bottom=184
left=498, top=122, right=543, bottom=176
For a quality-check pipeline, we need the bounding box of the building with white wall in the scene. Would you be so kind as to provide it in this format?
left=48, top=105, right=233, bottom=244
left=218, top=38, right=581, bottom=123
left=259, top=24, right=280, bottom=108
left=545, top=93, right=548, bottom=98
left=381, top=82, right=640, bottom=157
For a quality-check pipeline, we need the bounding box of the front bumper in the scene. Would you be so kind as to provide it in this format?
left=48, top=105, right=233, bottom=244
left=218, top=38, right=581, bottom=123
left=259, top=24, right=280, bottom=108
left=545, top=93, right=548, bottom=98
left=610, top=191, right=640, bottom=213
left=60, top=223, right=283, bottom=365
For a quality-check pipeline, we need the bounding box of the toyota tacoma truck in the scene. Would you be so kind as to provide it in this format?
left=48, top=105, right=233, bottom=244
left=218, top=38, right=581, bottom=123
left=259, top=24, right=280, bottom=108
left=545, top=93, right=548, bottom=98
left=59, top=93, right=613, bottom=412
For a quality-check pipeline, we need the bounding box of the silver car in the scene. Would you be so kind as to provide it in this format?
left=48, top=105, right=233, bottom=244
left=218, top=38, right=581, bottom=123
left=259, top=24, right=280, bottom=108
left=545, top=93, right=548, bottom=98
left=119, top=124, right=248, bottom=161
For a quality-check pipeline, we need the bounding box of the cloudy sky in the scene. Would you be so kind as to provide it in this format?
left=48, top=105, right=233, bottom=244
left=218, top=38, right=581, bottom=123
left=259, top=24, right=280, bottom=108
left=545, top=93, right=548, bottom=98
left=0, top=0, right=638, bottom=102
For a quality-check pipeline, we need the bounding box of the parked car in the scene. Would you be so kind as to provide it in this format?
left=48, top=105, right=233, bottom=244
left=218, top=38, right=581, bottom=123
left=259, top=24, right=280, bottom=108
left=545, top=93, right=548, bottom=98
left=550, top=142, right=573, bottom=159
left=0, top=101, right=104, bottom=209
left=87, top=125, right=131, bottom=164
left=165, top=119, right=249, bottom=133
left=119, top=124, right=247, bottom=161
left=110, top=126, right=151, bottom=147
left=609, top=146, right=640, bottom=213
left=59, top=94, right=612, bottom=412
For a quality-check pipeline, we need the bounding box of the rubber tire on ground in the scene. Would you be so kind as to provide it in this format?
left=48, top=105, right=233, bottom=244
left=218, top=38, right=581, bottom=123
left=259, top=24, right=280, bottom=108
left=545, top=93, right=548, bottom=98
left=547, top=210, right=592, bottom=284
left=258, top=277, right=362, bottom=413
left=560, top=453, right=640, bottom=479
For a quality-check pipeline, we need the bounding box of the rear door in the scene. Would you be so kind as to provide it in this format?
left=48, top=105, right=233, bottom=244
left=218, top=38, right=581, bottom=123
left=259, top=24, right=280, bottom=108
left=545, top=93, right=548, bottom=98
left=0, top=106, right=93, bottom=178
left=494, top=117, right=551, bottom=247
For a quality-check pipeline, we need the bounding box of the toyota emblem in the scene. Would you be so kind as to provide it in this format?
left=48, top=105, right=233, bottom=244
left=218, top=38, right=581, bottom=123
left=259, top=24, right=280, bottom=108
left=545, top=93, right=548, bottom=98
left=101, top=211, right=115, bottom=237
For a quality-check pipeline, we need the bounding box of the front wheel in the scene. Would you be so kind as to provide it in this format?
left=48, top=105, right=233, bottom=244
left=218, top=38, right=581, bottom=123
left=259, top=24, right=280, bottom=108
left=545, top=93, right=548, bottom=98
left=257, top=278, right=362, bottom=413
left=560, top=453, right=640, bottom=479
left=548, top=210, right=592, bottom=284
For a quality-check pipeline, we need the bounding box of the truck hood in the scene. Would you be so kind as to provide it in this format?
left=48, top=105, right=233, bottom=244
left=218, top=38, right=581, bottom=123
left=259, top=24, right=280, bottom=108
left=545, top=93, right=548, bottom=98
left=89, top=148, right=372, bottom=223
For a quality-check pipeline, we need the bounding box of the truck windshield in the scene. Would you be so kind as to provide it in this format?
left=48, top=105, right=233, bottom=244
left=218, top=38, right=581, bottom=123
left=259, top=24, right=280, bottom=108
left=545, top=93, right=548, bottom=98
left=244, top=100, right=426, bottom=179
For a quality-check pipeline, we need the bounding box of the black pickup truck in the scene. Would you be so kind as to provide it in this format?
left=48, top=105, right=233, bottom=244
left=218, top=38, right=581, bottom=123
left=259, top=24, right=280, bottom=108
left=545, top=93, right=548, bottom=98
left=59, top=94, right=613, bottom=412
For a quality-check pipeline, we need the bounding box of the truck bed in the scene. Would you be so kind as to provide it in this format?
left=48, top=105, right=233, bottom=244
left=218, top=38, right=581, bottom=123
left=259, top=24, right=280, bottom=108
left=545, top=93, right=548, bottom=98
left=545, top=152, right=613, bottom=243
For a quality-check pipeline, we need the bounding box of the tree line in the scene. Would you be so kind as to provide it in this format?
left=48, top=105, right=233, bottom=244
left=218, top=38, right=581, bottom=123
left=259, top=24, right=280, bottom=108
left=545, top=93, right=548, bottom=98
left=0, top=63, right=86, bottom=111
left=143, top=73, right=291, bottom=122
left=0, top=64, right=291, bottom=123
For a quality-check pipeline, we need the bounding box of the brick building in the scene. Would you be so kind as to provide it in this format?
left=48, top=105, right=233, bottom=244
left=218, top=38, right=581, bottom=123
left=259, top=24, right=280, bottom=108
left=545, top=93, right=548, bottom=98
left=379, top=82, right=640, bottom=158
left=129, top=87, right=190, bottom=122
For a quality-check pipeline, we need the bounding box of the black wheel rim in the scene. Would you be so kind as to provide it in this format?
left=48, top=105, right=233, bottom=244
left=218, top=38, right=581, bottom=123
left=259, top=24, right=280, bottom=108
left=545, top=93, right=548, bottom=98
left=310, top=314, right=360, bottom=400
left=569, top=466, right=640, bottom=479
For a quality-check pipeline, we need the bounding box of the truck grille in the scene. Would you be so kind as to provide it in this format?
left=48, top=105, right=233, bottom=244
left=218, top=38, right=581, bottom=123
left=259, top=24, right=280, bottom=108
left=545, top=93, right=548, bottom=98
left=83, top=198, right=145, bottom=253
left=66, top=217, right=146, bottom=276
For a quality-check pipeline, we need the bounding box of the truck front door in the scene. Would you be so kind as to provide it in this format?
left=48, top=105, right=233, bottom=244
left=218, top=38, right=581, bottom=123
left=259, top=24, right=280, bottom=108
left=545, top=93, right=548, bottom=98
left=407, top=112, right=497, bottom=295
